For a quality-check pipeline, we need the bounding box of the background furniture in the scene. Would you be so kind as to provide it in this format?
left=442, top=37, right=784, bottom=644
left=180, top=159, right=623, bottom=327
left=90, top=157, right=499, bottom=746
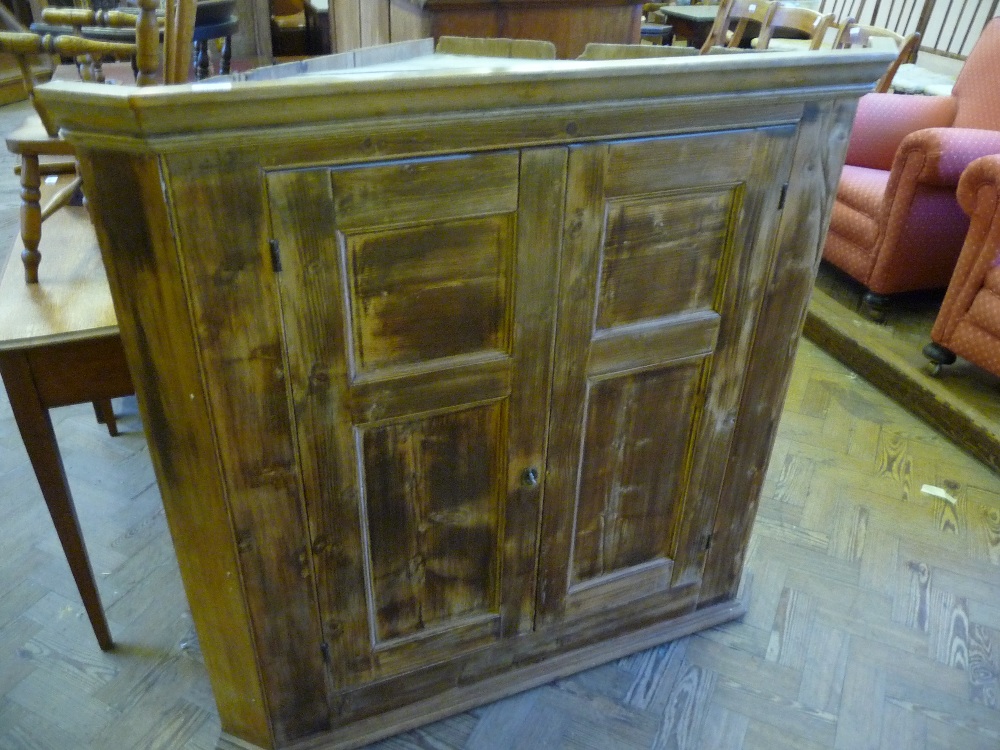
left=658, top=3, right=720, bottom=50
left=1, top=15, right=149, bottom=284
left=831, top=21, right=921, bottom=92
left=1, top=0, right=194, bottom=284
left=925, top=153, right=1000, bottom=378
left=755, top=4, right=835, bottom=50
left=270, top=0, right=308, bottom=55
left=822, top=17, right=1000, bottom=318
left=0, top=204, right=133, bottom=652
left=0, top=0, right=197, bottom=654
left=38, top=42, right=893, bottom=750
left=388, top=0, right=644, bottom=58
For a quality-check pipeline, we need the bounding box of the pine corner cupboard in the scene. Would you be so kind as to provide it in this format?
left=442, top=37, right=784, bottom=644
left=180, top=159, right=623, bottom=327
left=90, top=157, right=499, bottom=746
left=36, top=46, right=892, bottom=750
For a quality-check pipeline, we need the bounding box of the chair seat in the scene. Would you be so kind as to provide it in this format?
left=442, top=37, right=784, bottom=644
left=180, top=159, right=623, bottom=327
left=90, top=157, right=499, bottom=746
left=273, top=11, right=306, bottom=29
left=891, top=63, right=956, bottom=95
left=191, top=15, right=239, bottom=42
left=5, top=114, right=75, bottom=156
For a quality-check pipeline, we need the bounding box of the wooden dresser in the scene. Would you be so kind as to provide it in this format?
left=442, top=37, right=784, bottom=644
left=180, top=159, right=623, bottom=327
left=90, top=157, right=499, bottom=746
left=37, top=46, right=892, bottom=750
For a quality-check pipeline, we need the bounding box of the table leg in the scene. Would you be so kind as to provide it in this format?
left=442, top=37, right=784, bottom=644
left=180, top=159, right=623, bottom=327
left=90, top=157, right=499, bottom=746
left=0, top=351, right=114, bottom=651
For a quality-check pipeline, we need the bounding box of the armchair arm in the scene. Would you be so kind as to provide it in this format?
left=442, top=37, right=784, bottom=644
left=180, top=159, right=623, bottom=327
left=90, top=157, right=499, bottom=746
left=931, top=153, right=1000, bottom=342
left=845, top=92, right=957, bottom=170
left=896, top=128, right=1000, bottom=187
left=957, top=152, right=1000, bottom=215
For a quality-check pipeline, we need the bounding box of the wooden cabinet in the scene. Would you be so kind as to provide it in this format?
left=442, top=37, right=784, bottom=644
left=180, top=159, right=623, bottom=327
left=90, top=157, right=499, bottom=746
left=37, top=46, right=892, bottom=750
left=387, top=0, right=643, bottom=58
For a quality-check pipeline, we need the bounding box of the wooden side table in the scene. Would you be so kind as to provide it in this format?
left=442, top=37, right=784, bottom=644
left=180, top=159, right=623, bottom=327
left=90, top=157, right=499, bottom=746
left=661, top=4, right=720, bottom=49
left=0, top=204, right=134, bottom=651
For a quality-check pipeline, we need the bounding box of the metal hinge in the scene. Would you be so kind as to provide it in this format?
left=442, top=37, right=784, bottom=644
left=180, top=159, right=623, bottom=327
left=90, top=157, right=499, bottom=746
left=777, top=182, right=789, bottom=211
left=269, top=239, right=282, bottom=273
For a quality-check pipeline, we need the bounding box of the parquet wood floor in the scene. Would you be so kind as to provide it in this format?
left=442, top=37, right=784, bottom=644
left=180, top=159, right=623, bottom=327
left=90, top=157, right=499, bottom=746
left=0, top=100, right=998, bottom=750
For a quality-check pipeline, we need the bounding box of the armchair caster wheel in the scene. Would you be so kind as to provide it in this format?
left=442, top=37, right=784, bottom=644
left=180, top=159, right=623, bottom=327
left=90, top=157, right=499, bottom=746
left=861, top=291, right=890, bottom=323
left=923, top=342, right=955, bottom=376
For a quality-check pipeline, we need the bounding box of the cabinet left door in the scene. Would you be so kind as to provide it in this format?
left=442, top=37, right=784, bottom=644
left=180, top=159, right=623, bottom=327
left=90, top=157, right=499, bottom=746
left=266, top=148, right=565, bottom=703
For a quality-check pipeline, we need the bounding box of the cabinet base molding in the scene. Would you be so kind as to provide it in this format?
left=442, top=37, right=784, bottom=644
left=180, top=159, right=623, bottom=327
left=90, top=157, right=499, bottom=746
left=218, top=599, right=745, bottom=750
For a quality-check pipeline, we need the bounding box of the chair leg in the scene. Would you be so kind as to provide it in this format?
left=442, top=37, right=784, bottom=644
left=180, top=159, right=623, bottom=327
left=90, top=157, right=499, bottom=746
left=221, top=35, right=232, bottom=74
left=19, top=153, right=42, bottom=284
left=93, top=399, right=119, bottom=437
left=196, top=40, right=210, bottom=79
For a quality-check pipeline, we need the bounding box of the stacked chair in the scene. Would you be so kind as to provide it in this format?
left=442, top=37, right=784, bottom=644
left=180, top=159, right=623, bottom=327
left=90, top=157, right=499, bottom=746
left=0, top=0, right=196, bottom=284
left=831, top=21, right=921, bottom=93
left=700, top=0, right=777, bottom=51
left=754, top=4, right=836, bottom=50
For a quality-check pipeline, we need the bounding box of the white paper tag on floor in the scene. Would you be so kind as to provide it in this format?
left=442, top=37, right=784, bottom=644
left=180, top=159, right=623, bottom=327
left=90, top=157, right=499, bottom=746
left=921, top=484, right=957, bottom=505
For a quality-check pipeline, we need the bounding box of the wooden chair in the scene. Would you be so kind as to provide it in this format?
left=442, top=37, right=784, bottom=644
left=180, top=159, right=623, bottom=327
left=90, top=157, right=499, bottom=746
left=832, top=21, right=921, bottom=93
left=579, top=42, right=697, bottom=60
left=755, top=5, right=836, bottom=51
left=1, top=0, right=194, bottom=285
left=700, top=0, right=776, bottom=53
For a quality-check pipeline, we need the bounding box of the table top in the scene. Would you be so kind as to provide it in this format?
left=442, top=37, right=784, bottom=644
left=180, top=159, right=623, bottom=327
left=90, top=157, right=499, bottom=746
left=0, top=202, right=118, bottom=351
left=662, top=4, right=720, bottom=20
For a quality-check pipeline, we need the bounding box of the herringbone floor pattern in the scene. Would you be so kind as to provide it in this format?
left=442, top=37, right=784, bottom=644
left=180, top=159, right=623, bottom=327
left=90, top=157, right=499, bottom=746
left=0, top=101, right=998, bottom=750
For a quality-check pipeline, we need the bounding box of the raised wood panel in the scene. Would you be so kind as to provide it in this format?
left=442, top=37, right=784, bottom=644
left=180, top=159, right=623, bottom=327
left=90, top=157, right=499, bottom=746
left=361, top=404, right=505, bottom=643
left=596, top=189, right=733, bottom=329
left=345, top=215, right=514, bottom=371
left=572, top=363, right=702, bottom=584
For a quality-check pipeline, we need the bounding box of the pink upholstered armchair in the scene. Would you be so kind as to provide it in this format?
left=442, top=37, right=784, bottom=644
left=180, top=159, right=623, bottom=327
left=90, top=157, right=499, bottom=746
left=924, top=153, right=1000, bottom=378
left=822, top=18, right=1000, bottom=319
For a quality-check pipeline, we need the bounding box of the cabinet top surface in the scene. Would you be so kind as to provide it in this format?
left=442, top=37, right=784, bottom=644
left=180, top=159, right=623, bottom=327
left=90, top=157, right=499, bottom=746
left=36, top=46, right=893, bottom=143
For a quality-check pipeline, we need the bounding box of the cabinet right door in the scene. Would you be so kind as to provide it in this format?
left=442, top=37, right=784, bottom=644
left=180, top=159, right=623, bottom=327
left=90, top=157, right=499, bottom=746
left=537, top=126, right=796, bottom=624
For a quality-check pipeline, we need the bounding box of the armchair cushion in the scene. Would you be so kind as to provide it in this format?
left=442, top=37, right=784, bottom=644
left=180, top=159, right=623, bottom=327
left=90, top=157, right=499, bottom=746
left=845, top=92, right=957, bottom=171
